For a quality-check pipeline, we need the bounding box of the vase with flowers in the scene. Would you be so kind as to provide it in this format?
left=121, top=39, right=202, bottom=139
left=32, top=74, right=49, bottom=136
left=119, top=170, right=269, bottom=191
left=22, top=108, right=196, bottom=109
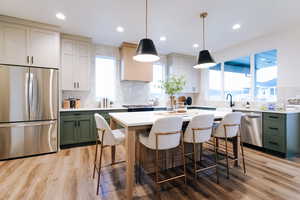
left=161, top=75, right=186, bottom=111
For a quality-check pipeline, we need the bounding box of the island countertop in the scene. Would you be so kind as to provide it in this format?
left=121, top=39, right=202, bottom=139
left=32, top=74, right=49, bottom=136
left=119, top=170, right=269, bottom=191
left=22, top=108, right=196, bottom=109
left=60, top=107, right=128, bottom=112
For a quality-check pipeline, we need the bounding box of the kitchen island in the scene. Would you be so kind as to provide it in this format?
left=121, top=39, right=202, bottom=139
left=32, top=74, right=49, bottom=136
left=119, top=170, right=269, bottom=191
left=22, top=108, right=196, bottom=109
left=109, top=109, right=239, bottom=200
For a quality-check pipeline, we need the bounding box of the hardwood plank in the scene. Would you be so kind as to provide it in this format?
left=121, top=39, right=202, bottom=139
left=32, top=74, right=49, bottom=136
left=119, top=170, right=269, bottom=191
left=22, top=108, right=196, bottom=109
left=0, top=144, right=300, bottom=200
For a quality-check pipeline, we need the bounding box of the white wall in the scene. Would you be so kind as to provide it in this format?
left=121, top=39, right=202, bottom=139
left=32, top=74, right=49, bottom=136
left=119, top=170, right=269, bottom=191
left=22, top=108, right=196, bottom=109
left=196, top=27, right=300, bottom=105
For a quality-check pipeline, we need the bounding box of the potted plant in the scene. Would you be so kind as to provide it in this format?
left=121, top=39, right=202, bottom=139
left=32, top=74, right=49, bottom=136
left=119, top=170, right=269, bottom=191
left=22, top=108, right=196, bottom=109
left=161, top=75, right=186, bottom=111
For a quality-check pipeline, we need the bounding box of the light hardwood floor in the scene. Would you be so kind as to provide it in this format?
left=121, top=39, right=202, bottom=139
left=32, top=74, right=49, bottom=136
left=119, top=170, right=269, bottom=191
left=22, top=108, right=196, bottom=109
left=1, top=144, right=300, bottom=200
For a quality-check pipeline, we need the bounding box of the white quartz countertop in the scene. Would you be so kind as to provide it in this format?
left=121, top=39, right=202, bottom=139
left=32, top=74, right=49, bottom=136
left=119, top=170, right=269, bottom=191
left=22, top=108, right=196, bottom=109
left=232, top=107, right=300, bottom=114
left=109, top=109, right=230, bottom=127
left=59, top=105, right=213, bottom=112
left=60, top=107, right=128, bottom=112
left=59, top=105, right=300, bottom=114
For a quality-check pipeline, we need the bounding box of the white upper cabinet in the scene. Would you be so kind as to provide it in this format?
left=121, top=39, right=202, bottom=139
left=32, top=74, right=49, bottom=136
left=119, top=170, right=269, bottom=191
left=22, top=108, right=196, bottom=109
left=167, top=53, right=200, bottom=93
left=61, top=39, right=75, bottom=90
left=75, top=41, right=90, bottom=90
left=0, top=22, right=28, bottom=65
left=29, top=28, right=59, bottom=67
left=0, top=16, right=60, bottom=68
left=61, top=35, right=91, bottom=91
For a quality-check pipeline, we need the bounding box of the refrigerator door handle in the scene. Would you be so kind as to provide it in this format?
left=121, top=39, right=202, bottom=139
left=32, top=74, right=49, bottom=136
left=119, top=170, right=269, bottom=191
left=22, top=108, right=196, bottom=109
left=25, top=72, right=30, bottom=119
left=0, top=121, right=56, bottom=128
left=28, top=71, right=34, bottom=118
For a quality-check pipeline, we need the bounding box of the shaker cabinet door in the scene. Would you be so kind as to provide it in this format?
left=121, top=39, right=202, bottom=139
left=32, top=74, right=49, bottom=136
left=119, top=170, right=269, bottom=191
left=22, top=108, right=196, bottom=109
left=61, top=39, right=76, bottom=90
left=29, top=28, right=60, bottom=68
left=60, top=116, right=77, bottom=145
left=74, top=41, right=90, bottom=91
left=61, top=39, right=90, bottom=91
left=0, top=22, right=28, bottom=65
left=76, top=115, right=94, bottom=142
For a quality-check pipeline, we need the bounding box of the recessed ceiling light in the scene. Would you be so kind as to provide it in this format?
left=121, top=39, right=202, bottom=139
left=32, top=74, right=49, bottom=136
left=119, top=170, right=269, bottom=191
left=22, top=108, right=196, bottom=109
left=232, top=24, right=241, bottom=30
left=56, top=12, right=66, bottom=20
left=116, top=26, right=124, bottom=32
left=159, top=36, right=167, bottom=41
left=193, top=44, right=199, bottom=48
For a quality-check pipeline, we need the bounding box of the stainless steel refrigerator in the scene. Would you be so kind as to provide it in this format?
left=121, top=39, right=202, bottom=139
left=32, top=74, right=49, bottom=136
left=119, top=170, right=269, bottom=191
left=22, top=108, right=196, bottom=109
left=0, top=64, right=58, bottom=160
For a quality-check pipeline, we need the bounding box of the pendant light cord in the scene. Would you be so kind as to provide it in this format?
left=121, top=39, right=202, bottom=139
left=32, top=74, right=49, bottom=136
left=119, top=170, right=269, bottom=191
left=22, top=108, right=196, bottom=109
left=145, top=0, right=148, bottom=38
left=202, top=15, right=205, bottom=50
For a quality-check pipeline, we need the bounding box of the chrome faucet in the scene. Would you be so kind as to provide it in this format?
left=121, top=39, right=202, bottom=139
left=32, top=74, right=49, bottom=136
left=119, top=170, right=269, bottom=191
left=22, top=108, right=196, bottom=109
left=226, top=93, right=235, bottom=107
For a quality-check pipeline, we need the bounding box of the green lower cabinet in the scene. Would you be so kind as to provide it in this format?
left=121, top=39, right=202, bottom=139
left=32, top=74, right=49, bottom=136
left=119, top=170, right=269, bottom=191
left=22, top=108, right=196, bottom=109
left=263, top=113, right=286, bottom=153
left=76, top=115, right=95, bottom=143
left=60, top=116, right=77, bottom=145
left=60, top=109, right=127, bottom=147
left=60, top=112, right=96, bottom=146
left=263, top=112, right=300, bottom=157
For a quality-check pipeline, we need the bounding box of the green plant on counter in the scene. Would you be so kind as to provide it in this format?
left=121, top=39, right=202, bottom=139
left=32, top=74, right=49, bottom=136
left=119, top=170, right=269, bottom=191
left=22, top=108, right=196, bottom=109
left=160, top=75, right=186, bottom=96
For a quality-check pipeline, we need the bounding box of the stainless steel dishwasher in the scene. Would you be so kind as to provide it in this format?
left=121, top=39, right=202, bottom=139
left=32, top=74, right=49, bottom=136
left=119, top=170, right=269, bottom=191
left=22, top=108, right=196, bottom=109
left=240, top=111, right=263, bottom=147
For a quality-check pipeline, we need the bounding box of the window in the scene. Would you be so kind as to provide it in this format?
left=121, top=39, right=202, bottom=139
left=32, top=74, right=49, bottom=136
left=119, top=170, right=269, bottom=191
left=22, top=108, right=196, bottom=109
left=150, top=63, right=165, bottom=94
left=208, top=63, right=222, bottom=100
left=224, top=56, right=251, bottom=101
left=95, top=56, right=116, bottom=100
left=254, top=49, right=277, bottom=102
left=205, top=50, right=278, bottom=102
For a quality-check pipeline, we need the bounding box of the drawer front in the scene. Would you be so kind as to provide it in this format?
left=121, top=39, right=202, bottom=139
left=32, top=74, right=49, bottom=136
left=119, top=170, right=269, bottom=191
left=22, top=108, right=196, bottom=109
left=263, top=113, right=285, bottom=122
left=263, top=120, right=285, bottom=139
left=264, top=132, right=285, bottom=153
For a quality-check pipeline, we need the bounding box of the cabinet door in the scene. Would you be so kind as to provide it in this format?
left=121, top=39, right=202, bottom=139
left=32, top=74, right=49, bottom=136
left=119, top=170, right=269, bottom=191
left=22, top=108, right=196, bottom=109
left=29, top=28, right=59, bottom=68
left=61, top=39, right=76, bottom=90
left=77, top=115, right=95, bottom=142
left=74, top=41, right=90, bottom=91
left=60, top=116, right=77, bottom=145
left=0, top=22, right=28, bottom=65
left=120, top=44, right=153, bottom=82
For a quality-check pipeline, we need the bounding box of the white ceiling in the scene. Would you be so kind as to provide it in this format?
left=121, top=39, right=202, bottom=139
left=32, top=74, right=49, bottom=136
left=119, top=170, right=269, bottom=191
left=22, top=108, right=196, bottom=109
left=1, top=0, right=300, bottom=55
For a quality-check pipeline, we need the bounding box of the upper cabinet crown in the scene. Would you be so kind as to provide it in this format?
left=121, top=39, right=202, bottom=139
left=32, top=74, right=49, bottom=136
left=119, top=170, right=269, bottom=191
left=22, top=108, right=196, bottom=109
left=61, top=34, right=91, bottom=91
left=120, top=42, right=153, bottom=82
left=0, top=16, right=60, bottom=68
left=167, top=53, right=200, bottom=93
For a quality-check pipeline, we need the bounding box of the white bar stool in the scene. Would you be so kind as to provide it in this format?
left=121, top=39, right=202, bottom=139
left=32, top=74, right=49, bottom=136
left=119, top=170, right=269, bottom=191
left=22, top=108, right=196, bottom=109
left=212, top=112, right=246, bottom=179
left=138, top=116, right=186, bottom=188
left=183, top=114, right=219, bottom=182
left=93, top=113, right=125, bottom=195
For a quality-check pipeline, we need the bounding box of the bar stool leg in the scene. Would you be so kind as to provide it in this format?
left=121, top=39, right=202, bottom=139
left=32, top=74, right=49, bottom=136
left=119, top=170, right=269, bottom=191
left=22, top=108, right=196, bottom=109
left=224, top=136, right=230, bottom=179
left=214, top=137, right=219, bottom=184
left=181, top=138, right=187, bottom=184
left=172, top=149, right=175, bottom=168
left=193, top=142, right=197, bottom=178
left=93, top=138, right=99, bottom=179
left=199, top=143, right=203, bottom=165
left=96, top=143, right=104, bottom=195
left=239, top=133, right=246, bottom=174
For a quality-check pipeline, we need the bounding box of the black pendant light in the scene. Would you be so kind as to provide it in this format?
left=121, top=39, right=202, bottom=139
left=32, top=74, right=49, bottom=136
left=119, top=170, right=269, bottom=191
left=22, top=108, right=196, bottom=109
left=133, top=0, right=160, bottom=63
left=193, top=12, right=216, bottom=69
